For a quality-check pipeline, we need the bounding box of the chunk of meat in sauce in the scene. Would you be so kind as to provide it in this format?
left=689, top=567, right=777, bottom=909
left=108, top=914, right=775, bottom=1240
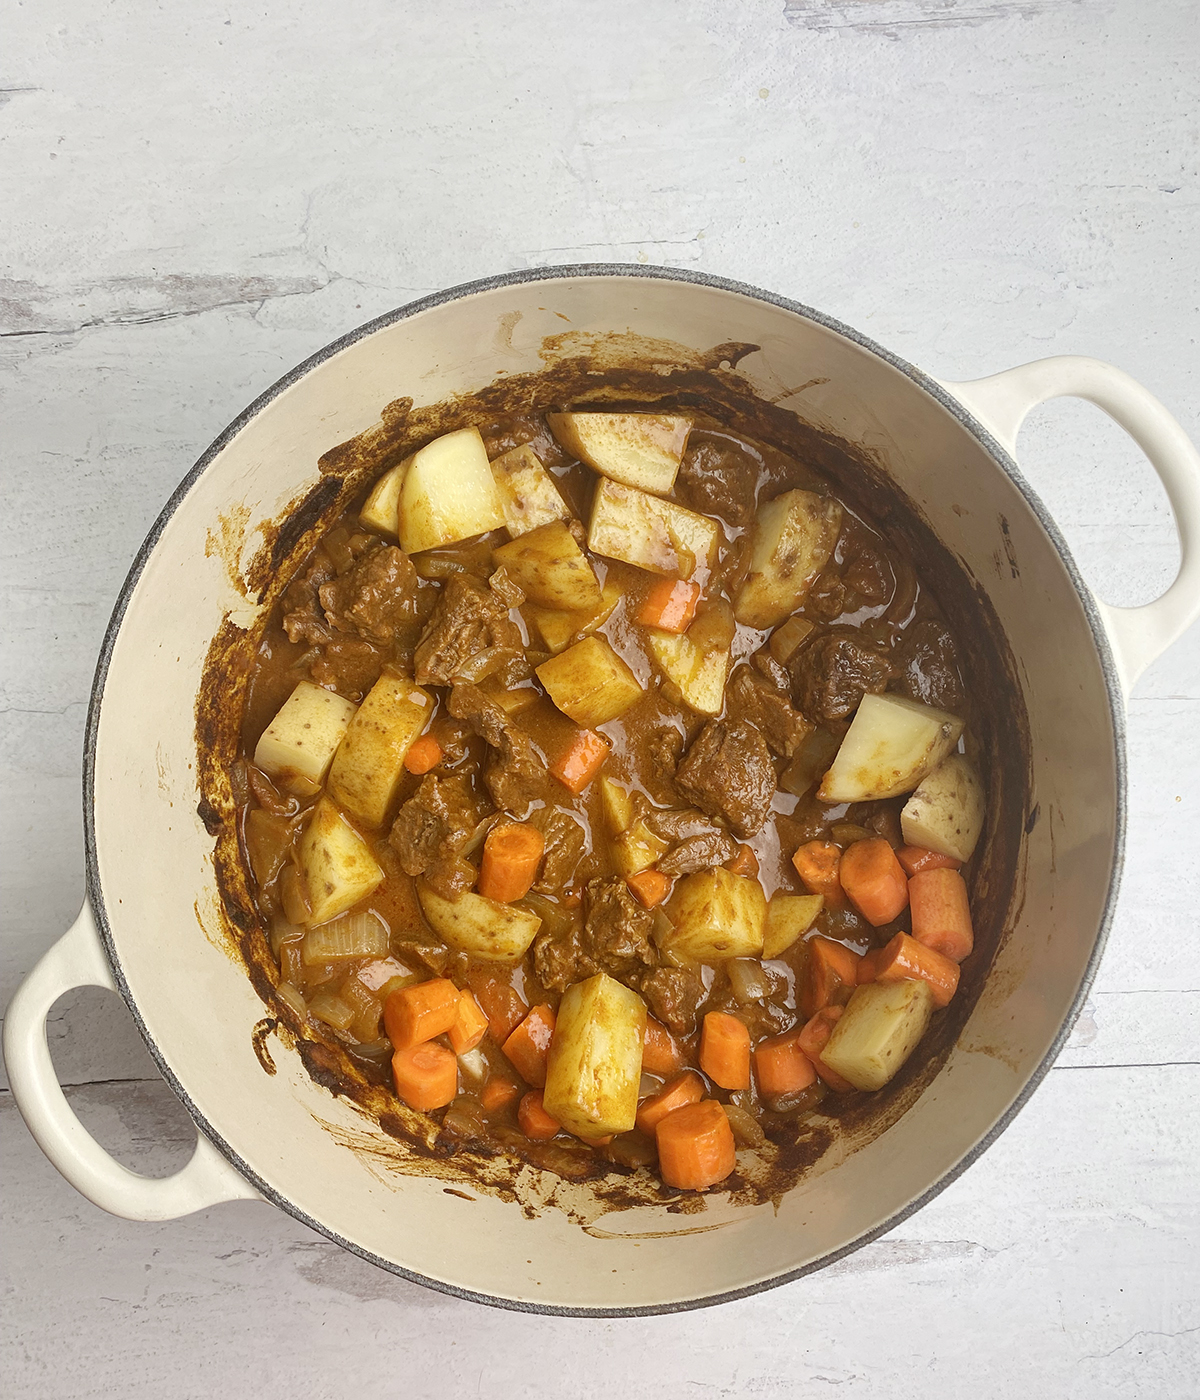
left=532, top=920, right=595, bottom=994
left=414, top=574, right=523, bottom=686
left=789, top=632, right=892, bottom=721
left=894, top=618, right=966, bottom=714
left=674, top=435, right=757, bottom=526
left=636, top=965, right=706, bottom=1036
left=389, top=774, right=486, bottom=899
left=726, top=666, right=812, bottom=760
left=675, top=719, right=776, bottom=840
left=529, top=808, right=586, bottom=892
left=448, top=683, right=551, bottom=815
left=307, top=638, right=385, bottom=700
left=657, top=828, right=739, bottom=877
left=319, top=545, right=420, bottom=645
left=582, top=876, right=659, bottom=979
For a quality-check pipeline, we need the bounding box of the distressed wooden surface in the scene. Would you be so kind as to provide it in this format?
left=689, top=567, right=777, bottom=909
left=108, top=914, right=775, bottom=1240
left=2, top=1, right=1197, bottom=1395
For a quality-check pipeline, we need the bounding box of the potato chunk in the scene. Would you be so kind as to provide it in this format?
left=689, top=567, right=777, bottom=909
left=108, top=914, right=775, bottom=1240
left=326, top=676, right=434, bottom=827
left=299, top=798, right=385, bottom=926
left=819, top=693, right=965, bottom=803
left=646, top=598, right=736, bottom=717
left=543, top=973, right=647, bottom=1137
left=662, top=867, right=767, bottom=963
left=762, top=893, right=824, bottom=960
left=360, top=455, right=411, bottom=537
left=253, top=682, right=357, bottom=792
left=588, top=478, right=720, bottom=579
left=820, top=978, right=935, bottom=1091
left=734, top=490, right=842, bottom=628
left=489, top=443, right=570, bottom=537
left=416, top=880, right=541, bottom=962
left=525, top=577, right=620, bottom=655
left=611, top=820, right=669, bottom=877
left=398, top=427, right=506, bottom=554
left=901, top=754, right=985, bottom=862
left=492, top=520, right=602, bottom=612
left=547, top=412, right=691, bottom=496
left=536, top=635, right=643, bottom=727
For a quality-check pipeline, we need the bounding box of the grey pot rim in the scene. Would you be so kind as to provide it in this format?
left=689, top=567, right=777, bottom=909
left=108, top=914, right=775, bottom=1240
left=82, top=262, right=1127, bottom=1317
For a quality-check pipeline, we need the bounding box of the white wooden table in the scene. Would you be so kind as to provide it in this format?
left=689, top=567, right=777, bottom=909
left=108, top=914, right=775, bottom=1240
left=3, top=3, right=1197, bottom=1394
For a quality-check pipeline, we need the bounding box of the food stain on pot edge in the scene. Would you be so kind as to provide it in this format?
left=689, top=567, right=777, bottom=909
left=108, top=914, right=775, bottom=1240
left=195, top=329, right=1032, bottom=1226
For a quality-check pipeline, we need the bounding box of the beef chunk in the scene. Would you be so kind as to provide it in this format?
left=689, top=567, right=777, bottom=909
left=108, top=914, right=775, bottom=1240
left=674, top=435, right=757, bottom=527
left=319, top=545, right=420, bottom=645
left=895, top=619, right=966, bottom=715
left=414, top=574, right=523, bottom=686
left=448, top=684, right=550, bottom=815
left=281, top=550, right=338, bottom=647
left=657, top=829, right=740, bottom=877
left=532, top=922, right=596, bottom=994
left=675, top=719, right=776, bottom=840
left=581, top=876, right=658, bottom=979
left=636, top=966, right=705, bottom=1036
left=306, top=638, right=384, bottom=700
left=727, top=666, right=812, bottom=760
left=529, top=808, right=586, bottom=893
left=789, top=632, right=892, bottom=721
left=389, top=774, right=485, bottom=899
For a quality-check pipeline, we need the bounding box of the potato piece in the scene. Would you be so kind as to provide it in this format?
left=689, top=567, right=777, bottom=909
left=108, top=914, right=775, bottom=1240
left=547, top=412, right=691, bottom=496
left=611, top=820, right=669, bottom=877
left=536, top=635, right=643, bottom=727
left=762, top=893, right=824, bottom=960
left=360, top=455, right=412, bottom=536
left=326, top=676, right=434, bottom=827
left=662, top=867, right=767, bottom=963
left=398, top=427, right=506, bottom=554
left=599, top=777, right=635, bottom=835
left=820, top=978, right=935, bottom=1091
left=901, top=754, right=986, bottom=862
left=254, top=682, right=358, bottom=792
left=299, top=798, right=385, bottom=926
left=492, top=520, right=602, bottom=612
left=646, top=630, right=732, bottom=717
left=819, top=694, right=965, bottom=803
left=489, top=443, right=570, bottom=537
left=734, top=490, right=842, bottom=628
left=588, top=478, right=720, bottom=579
left=416, top=880, right=541, bottom=962
left=543, top=972, right=647, bottom=1137
left=525, top=577, right=620, bottom=655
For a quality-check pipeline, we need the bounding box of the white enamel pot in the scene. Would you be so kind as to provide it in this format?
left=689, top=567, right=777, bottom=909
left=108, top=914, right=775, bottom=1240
left=6, top=267, right=1199, bottom=1314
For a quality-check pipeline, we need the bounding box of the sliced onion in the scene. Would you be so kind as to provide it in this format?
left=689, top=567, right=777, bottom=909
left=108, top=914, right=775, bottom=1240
left=722, top=1102, right=766, bottom=1148
left=639, top=1073, right=664, bottom=1099
left=307, top=992, right=356, bottom=1031
left=276, top=981, right=309, bottom=1020
left=356, top=956, right=413, bottom=992
left=451, top=646, right=523, bottom=684
left=270, top=917, right=304, bottom=958
left=457, top=1048, right=489, bottom=1084
left=727, top=958, right=769, bottom=1004
left=302, top=911, right=389, bottom=966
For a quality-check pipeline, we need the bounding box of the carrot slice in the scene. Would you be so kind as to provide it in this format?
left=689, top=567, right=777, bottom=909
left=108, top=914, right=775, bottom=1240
left=838, top=837, right=910, bottom=927
left=392, top=1041, right=458, bottom=1111
left=799, top=936, right=862, bottom=1019
left=384, top=978, right=461, bottom=1051
left=909, top=868, right=974, bottom=963
left=447, top=989, right=489, bottom=1055
left=478, top=822, right=545, bottom=903
left=550, top=728, right=610, bottom=794
left=642, top=1016, right=685, bottom=1075
left=792, top=840, right=848, bottom=910
left=637, top=578, right=702, bottom=633
left=635, top=1070, right=705, bottom=1136
left=753, top=1027, right=818, bottom=1097
left=897, top=844, right=962, bottom=877
left=403, top=732, right=442, bottom=775
left=480, top=1073, right=521, bottom=1113
left=725, top=844, right=759, bottom=878
left=875, top=931, right=961, bottom=1007
left=857, top=949, right=885, bottom=984
left=699, top=1011, right=751, bottom=1090
left=795, top=1005, right=855, bottom=1093
left=518, top=1090, right=562, bottom=1140
left=626, top=868, right=671, bottom=908
left=502, top=1004, right=557, bottom=1087
left=656, top=1100, right=737, bottom=1190
left=469, top=972, right=529, bottom=1043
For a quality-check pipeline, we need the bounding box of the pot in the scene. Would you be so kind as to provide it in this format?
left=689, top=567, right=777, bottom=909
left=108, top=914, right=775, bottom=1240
left=6, top=267, right=1199, bottom=1315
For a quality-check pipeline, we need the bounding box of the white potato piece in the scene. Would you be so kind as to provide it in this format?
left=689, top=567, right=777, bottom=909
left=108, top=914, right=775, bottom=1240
left=821, top=978, right=935, bottom=1091
left=543, top=972, right=647, bottom=1137
left=588, top=478, right=720, bottom=579
left=398, top=427, right=506, bottom=554
left=254, top=682, right=357, bottom=792
left=901, top=753, right=986, bottom=862
left=818, top=693, right=965, bottom=803
left=492, top=520, right=602, bottom=612
left=734, top=490, right=842, bottom=628
left=359, top=455, right=411, bottom=536
left=298, top=798, right=385, bottom=927
left=547, top=412, right=691, bottom=496
left=536, top=635, right=643, bottom=727
left=526, top=576, right=620, bottom=655
left=646, top=630, right=732, bottom=716
left=762, top=893, right=824, bottom=960
left=489, top=443, right=571, bottom=536
left=326, top=675, right=434, bottom=827
left=598, top=777, right=635, bottom=835
left=416, top=880, right=541, bottom=962
left=662, top=867, right=767, bottom=963
left=611, top=820, right=669, bottom=877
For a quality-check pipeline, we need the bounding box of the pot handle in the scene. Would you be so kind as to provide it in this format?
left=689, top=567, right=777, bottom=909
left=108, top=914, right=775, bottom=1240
left=2, top=902, right=263, bottom=1220
left=938, top=355, right=1200, bottom=695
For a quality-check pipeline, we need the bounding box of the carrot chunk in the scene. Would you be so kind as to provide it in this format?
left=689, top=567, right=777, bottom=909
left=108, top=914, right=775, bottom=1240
left=637, top=577, right=702, bottom=634
left=699, top=1011, right=751, bottom=1090
left=857, top=949, right=885, bottom=984
left=875, top=931, right=961, bottom=1007
left=502, top=1004, right=557, bottom=1087
left=909, top=868, right=974, bottom=963
left=392, top=1041, right=458, bottom=1112
left=642, top=1016, right=685, bottom=1075
left=838, top=837, right=910, bottom=927
left=626, top=868, right=671, bottom=908
left=550, top=729, right=611, bottom=794
left=403, top=732, right=442, bottom=775
left=753, top=1027, right=818, bottom=1098
left=384, top=977, right=461, bottom=1051
left=725, top=844, right=760, bottom=878
left=478, top=822, right=545, bottom=903
left=480, top=1073, right=521, bottom=1113
left=656, top=1100, right=737, bottom=1190
left=792, top=840, right=848, bottom=910
left=795, top=1005, right=855, bottom=1093
left=635, top=1070, right=705, bottom=1136
left=897, top=844, right=962, bottom=877
left=518, top=1090, right=562, bottom=1140
left=799, top=936, right=862, bottom=1019
left=469, top=973, right=528, bottom=1044
left=447, top=989, right=489, bottom=1055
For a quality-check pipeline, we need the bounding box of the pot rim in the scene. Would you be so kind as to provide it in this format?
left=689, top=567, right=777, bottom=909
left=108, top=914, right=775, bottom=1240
left=81, top=262, right=1127, bottom=1316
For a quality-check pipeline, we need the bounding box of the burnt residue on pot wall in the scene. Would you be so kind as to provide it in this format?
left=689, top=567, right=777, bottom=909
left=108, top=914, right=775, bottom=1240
left=194, top=330, right=1031, bottom=1220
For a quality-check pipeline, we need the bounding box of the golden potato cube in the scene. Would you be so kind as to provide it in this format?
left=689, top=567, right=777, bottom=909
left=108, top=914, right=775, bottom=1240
left=900, top=754, right=986, bottom=862
left=359, top=454, right=411, bottom=537
left=492, top=519, right=602, bottom=612
left=253, top=682, right=358, bottom=792
left=588, top=478, right=720, bottom=579
left=662, top=867, right=767, bottom=963
left=761, top=893, right=824, bottom=960
left=821, top=978, right=935, bottom=1091
left=326, top=676, right=433, bottom=827
left=547, top=412, right=691, bottom=496
left=398, top=427, right=506, bottom=554
left=598, top=777, right=635, bottom=835
left=525, top=577, right=620, bottom=655
left=536, top=635, right=643, bottom=727
left=299, top=798, right=385, bottom=927
left=416, top=879, right=542, bottom=962
left=489, top=443, right=570, bottom=536
left=819, top=693, right=965, bottom=803
left=734, top=490, right=842, bottom=628
left=611, top=820, right=669, bottom=877
left=543, top=972, right=647, bottom=1137
left=646, top=630, right=731, bottom=717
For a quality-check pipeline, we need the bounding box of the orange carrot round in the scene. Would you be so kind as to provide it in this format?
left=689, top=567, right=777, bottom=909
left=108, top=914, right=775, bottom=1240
left=551, top=729, right=610, bottom=793
left=635, top=1070, right=705, bottom=1136
left=656, top=1100, right=737, bottom=1190
left=896, top=844, right=962, bottom=877
left=795, top=1005, right=855, bottom=1093
left=447, top=989, right=489, bottom=1055
left=874, top=931, right=961, bottom=1007
left=403, top=732, right=442, bottom=775
left=637, top=577, right=701, bottom=633
left=384, top=977, right=461, bottom=1051
left=838, top=837, right=910, bottom=926
left=392, top=1041, right=458, bottom=1111
left=480, top=1073, right=522, bottom=1114
left=799, top=935, right=862, bottom=1019
left=792, top=840, right=848, bottom=910
left=626, top=868, right=671, bottom=908
left=699, top=1011, right=751, bottom=1090
left=642, top=1016, right=685, bottom=1075
left=502, top=1004, right=557, bottom=1087
left=909, top=868, right=974, bottom=963
left=470, top=973, right=529, bottom=1044
left=518, top=1090, right=562, bottom=1140
left=753, top=1028, right=818, bottom=1098
left=479, top=822, right=545, bottom=903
